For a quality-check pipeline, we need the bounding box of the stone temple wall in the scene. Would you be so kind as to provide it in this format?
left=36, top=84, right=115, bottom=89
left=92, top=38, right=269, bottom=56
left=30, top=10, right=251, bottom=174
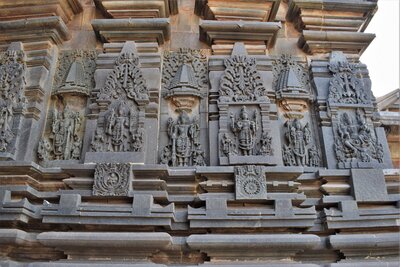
left=0, top=0, right=399, bottom=266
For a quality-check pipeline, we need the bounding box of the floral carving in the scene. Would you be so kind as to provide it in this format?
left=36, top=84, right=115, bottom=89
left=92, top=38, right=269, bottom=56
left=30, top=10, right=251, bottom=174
left=235, top=165, right=267, bottom=200
left=0, top=49, right=26, bottom=153
left=219, top=55, right=268, bottom=102
left=93, top=163, right=131, bottom=196
left=328, top=57, right=371, bottom=105
left=98, top=52, right=149, bottom=102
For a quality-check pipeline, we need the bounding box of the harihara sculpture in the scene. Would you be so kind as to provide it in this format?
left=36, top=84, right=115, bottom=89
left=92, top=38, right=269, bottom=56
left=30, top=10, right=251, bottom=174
left=93, top=163, right=131, bottom=196
left=219, top=55, right=268, bottom=102
left=282, top=119, right=320, bottom=167
left=334, top=109, right=384, bottom=166
left=272, top=54, right=309, bottom=96
left=38, top=105, right=82, bottom=161
left=328, top=55, right=371, bottom=105
left=0, top=50, right=26, bottom=153
left=161, top=111, right=205, bottom=167
left=235, top=165, right=267, bottom=200
left=230, top=106, right=258, bottom=156
left=90, top=50, right=148, bottom=153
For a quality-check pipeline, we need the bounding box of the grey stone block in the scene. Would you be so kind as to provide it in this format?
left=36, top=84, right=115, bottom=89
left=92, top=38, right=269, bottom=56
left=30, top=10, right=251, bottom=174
left=350, top=169, right=389, bottom=202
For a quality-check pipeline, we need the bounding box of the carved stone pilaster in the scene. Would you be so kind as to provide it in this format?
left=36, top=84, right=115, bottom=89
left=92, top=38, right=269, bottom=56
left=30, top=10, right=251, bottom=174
left=159, top=48, right=208, bottom=167
left=0, top=43, right=27, bottom=160
left=37, top=50, right=97, bottom=165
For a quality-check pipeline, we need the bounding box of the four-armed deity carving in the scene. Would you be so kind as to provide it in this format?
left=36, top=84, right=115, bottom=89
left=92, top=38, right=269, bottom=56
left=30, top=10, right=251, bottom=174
left=90, top=51, right=148, bottom=153
left=334, top=109, right=383, bottom=167
left=282, top=119, right=320, bottom=167
left=38, top=106, right=82, bottom=161
left=221, top=106, right=273, bottom=158
left=160, top=111, right=205, bottom=167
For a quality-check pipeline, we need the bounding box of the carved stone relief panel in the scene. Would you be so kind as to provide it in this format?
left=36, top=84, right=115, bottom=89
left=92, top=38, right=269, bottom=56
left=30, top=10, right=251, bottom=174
left=216, top=43, right=281, bottom=166
left=85, top=42, right=150, bottom=164
left=282, top=119, right=320, bottom=167
left=332, top=109, right=384, bottom=168
left=311, top=51, right=392, bottom=169
left=273, top=54, right=311, bottom=120
left=235, top=165, right=267, bottom=200
left=327, top=52, right=372, bottom=107
left=273, top=54, right=309, bottom=99
left=0, top=44, right=27, bottom=158
left=159, top=48, right=208, bottom=166
left=93, top=163, right=131, bottom=196
left=37, top=50, right=96, bottom=164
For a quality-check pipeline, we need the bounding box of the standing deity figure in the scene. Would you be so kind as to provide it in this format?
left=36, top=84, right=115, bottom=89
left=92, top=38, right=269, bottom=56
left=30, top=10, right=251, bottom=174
left=230, top=106, right=257, bottom=156
left=169, top=112, right=195, bottom=166
left=288, top=119, right=308, bottom=166
left=51, top=106, right=81, bottom=160
left=105, top=103, right=129, bottom=152
left=283, top=119, right=318, bottom=167
left=162, top=111, right=204, bottom=167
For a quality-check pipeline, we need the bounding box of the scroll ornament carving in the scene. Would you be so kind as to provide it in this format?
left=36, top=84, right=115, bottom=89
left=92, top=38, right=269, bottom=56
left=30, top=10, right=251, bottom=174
left=272, top=54, right=309, bottom=95
left=235, top=165, right=267, bottom=200
left=221, top=106, right=273, bottom=157
left=162, top=48, right=208, bottom=92
left=328, top=59, right=371, bottom=105
left=160, top=111, right=205, bottom=167
left=219, top=55, right=268, bottom=102
left=98, top=52, right=149, bottom=102
left=91, top=52, right=148, bottom=152
left=93, top=163, right=130, bottom=196
left=334, top=109, right=384, bottom=165
left=282, top=119, right=320, bottom=167
left=38, top=106, right=82, bottom=161
left=0, top=50, right=26, bottom=152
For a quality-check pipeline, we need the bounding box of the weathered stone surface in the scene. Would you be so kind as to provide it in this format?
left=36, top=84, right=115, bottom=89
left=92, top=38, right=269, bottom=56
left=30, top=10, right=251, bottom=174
left=92, top=18, right=171, bottom=44
left=94, top=0, right=178, bottom=18
left=0, top=0, right=397, bottom=266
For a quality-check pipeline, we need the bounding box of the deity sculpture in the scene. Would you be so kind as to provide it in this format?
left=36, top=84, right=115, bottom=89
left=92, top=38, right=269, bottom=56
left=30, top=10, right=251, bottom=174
left=230, top=106, right=258, bottom=156
left=334, top=109, right=384, bottom=166
left=0, top=49, right=26, bottom=153
left=105, top=103, right=129, bottom=152
left=282, top=119, right=319, bottom=167
left=161, top=111, right=205, bottom=167
left=37, top=105, right=82, bottom=161
left=220, top=133, right=237, bottom=156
